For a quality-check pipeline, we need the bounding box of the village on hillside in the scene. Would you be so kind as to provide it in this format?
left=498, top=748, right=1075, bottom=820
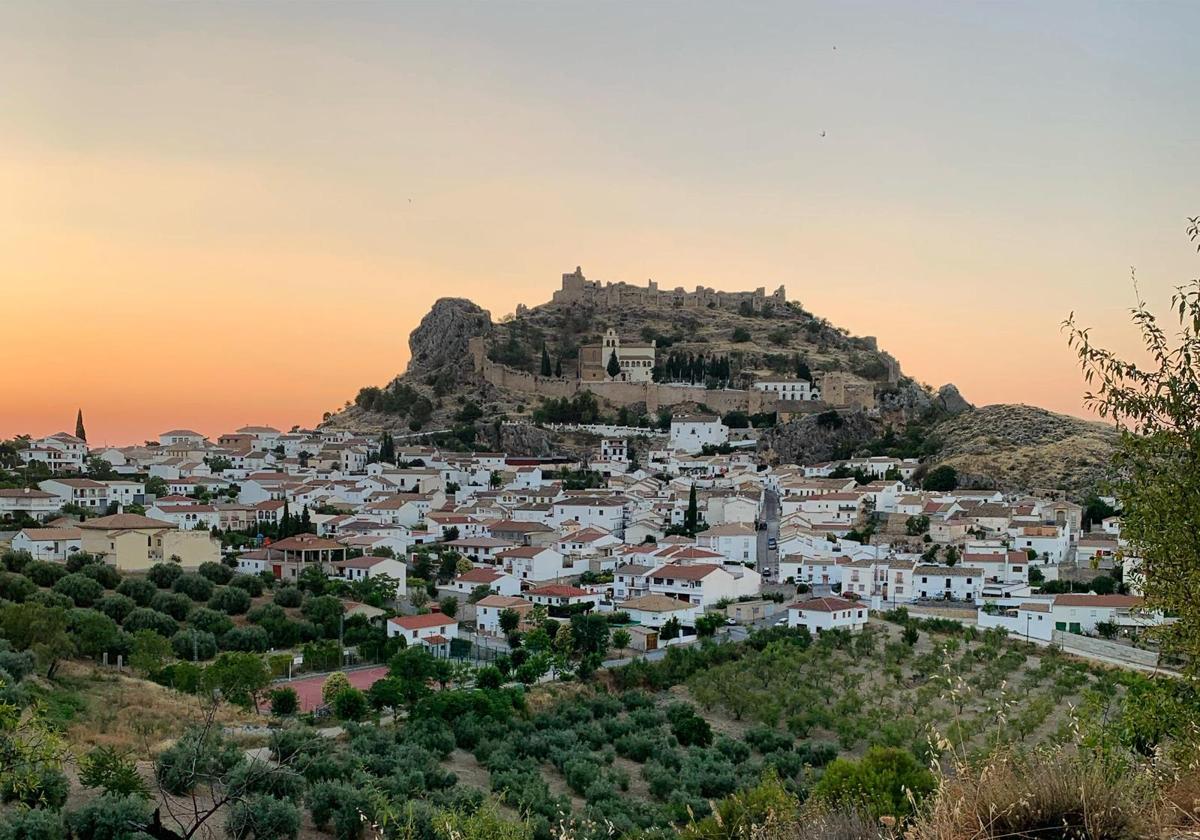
left=2, top=389, right=1165, bottom=687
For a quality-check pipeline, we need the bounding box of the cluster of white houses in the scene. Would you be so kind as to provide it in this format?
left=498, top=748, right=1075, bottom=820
left=2, top=416, right=1165, bottom=654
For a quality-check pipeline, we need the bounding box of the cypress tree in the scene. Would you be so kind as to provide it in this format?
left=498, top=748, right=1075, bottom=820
left=685, top=483, right=699, bottom=533
left=541, top=344, right=552, bottom=377
left=606, top=350, right=621, bottom=378
left=280, top=502, right=292, bottom=538
left=300, top=505, right=311, bottom=534
left=554, top=357, right=562, bottom=378
left=75, top=409, right=87, bottom=442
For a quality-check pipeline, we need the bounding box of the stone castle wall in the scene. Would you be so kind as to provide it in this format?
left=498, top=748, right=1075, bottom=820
left=469, top=337, right=776, bottom=414
left=551, top=267, right=787, bottom=313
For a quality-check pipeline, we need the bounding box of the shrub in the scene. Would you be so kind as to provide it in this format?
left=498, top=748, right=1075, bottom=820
left=0, top=572, right=37, bottom=603
left=907, top=747, right=1163, bottom=840
left=172, top=628, right=218, bottom=661
left=269, top=686, right=299, bottom=717
left=0, top=646, right=35, bottom=682
left=0, top=765, right=69, bottom=809
left=811, top=746, right=935, bottom=819
left=147, top=561, right=184, bottom=589
left=151, top=591, right=195, bottom=621
left=668, top=703, right=713, bottom=747
left=155, top=728, right=242, bottom=795
left=221, top=626, right=270, bottom=653
left=0, top=807, right=63, bottom=840
left=230, top=574, right=264, bottom=597
left=78, top=746, right=148, bottom=798
left=121, top=607, right=178, bottom=637
left=95, top=593, right=136, bottom=623
left=52, top=573, right=105, bottom=607
left=23, top=561, right=68, bottom=588
left=332, top=687, right=369, bottom=721
left=322, top=672, right=351, bottom=705
left=80, top=562, right=121, bottom=590
left=198, top=561, right=233, bottom=584
left=173, top=573, right=215, bottom=602
left=209, top=586, right=252, bottom=615
left=65, top=793, right=154, bottom=840
left=274, top=586, right=303, bottom=608
left=188, top=606, right=235, bottom=636
left=224, top=794, right=302, bottom=840
left=115, top=577, right=157, bottom=606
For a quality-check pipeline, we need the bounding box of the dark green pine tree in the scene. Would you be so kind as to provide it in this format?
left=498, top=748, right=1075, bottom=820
left=379, top=431, right=395, bottom=463
left=75, top=408, right=87, bottom=442
left=554, top=357, right=562, bottom=378
left=280, top=502, right=292, bottom=538
left=540, top=344, right=552, bottom=377
left=606, top=350, right=621, bottom=378
left=684, top=483, right=699, bottom=533
left=300, top=505, right=312, bottom=534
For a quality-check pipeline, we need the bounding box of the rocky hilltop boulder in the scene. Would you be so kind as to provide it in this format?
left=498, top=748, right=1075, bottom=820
left=929, top=404, right=1117, bottom=499
left=406, top=298, right=492, bottom=377
left=934, top=384, right=972, bottom=415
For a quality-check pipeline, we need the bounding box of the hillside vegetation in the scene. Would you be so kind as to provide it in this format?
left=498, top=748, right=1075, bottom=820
left=928, top=404, right=1118, bottom=498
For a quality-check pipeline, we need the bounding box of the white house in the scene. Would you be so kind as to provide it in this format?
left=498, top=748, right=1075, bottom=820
left=525, top=584, right=603, bottom=611
left=11, top=527, right=82, bottom=561
left=914, top=565, right=986, bottom=601
left=753, top=378, right=819, bottom=401
left=332, top=555, right=407, bottom=598
left=619, top=594, right=701, bottom=629
left=446, top=567, right=521, bottom=598
left=21, top=433, right=88, bottom=473
left=40, top=478, right=110, bottom=511
left=552, top=498, right=626, bottom=536
left=787, top=596, right=868, bottom=634
left=645, top=562, right=756, bottom=606
left=475, top=595, right=535, bottom=636
left=159, top=429, right=207, bottom=447
left=386, top=612, right=459, bottom=654
left=147, top=503, right=220, bottom=531
left=0, top=488, right=64, bottom=522
left=495, top=546, right=565, bottom=582
left=669, top=415, right=728, bottom=455
left=696, top=523, right=758, bottom=565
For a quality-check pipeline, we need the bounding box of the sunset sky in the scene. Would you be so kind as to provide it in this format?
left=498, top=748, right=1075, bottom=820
left=3, top=1, right=1197, bottom=445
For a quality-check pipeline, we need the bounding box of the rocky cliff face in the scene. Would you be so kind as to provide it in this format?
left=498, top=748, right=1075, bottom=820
left=929, top=404, right=1117, bottom=499
left=759, top=410, right=879, bottom=466
left=406, top=298, right=493, bottom=379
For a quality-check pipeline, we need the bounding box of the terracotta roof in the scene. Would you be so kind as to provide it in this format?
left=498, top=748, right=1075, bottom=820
left=18, top=527, right=81, bottom=540
left=456, top=568, right=507, bottom=583
left=621, top=594, right=695, bottom=612
left=649, top=563, right=722, bottom=581
left=389, top=613, right=457, bottom=630
left=527, top=584, right=591, bottom=598
left=1053, top=594, right=1143, bottom=608
left=269, top=534, right=343, bottom=551
left=0, top=489, right=58, bottom=499
left=78, top=513, right=175, bottom=530
left=475, top=595, right=532, bottom=608
left=789, top=596, right=860, bottom=613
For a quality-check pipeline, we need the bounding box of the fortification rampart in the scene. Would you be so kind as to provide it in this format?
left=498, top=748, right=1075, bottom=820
left=469, top=337, right=776, bottom=414
left=551, top=266, right=787, bottom=313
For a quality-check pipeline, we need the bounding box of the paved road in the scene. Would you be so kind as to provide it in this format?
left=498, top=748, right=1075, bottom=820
left=759, top=487, right=780, bottom=581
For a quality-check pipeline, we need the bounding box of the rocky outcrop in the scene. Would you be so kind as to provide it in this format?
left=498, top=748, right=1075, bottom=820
left=406, top=298, right=492, bottom=378
left=759, top=410, right=879, bottom=466
left=929, top=404, right=1117, bottom=499
left=933, top=384, right=972, bottom=415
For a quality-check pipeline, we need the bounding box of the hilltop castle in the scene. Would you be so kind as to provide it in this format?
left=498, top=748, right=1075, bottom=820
left=550, top=267, right=787, bottom=312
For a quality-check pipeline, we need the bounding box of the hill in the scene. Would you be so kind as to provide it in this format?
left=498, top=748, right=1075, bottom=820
left=928, top=403, right=1118, bottom=498
left=322, top=267, right=961, bottom=435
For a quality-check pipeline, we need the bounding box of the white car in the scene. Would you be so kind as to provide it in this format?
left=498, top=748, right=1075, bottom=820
left=775, top=617, right=788, bottom=627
